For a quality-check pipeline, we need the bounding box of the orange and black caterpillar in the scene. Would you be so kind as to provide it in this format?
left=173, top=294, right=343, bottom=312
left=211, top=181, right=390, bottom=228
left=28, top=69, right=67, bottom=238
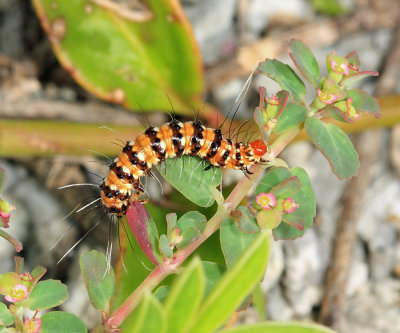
left=100, top=120, right=268, bottom=216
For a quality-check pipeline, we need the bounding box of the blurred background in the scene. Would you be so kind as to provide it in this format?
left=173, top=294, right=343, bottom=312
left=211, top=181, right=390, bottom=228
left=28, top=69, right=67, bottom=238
left=1, top=0, right=400, bottom=331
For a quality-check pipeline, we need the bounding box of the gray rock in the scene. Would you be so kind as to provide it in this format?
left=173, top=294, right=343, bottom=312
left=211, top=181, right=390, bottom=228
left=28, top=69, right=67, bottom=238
left=282, top=230, right=324, bottom=316
left=182, top=0, right=238, bottom=64
left=266, top=285, right=294, bottom=320
left=246, top=0, right=313, bottom=40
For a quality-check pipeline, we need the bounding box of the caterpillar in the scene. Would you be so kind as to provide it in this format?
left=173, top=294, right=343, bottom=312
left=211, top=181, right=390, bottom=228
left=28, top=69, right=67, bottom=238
left=100, top=119, right=268, bottom=216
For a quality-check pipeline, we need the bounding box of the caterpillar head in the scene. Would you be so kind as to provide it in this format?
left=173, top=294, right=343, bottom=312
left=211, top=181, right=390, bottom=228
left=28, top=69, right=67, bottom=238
left=250, top=139, right=267, bottom=158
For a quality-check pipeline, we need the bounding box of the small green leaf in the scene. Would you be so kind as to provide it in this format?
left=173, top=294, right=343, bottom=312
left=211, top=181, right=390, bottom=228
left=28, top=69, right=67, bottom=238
left=346, top=51, right=360, bottom=67
left=153, top=285, right=170, bottom=304
left=220, top=207, right=260, bottom=269
left=202, top=261, right=225, bottom=297
left=158, top=156, right=222, bottom=207
left=288, top=39, right=320, bottom=88
left=258, top=59, right=306, bottom=103
left=79, top=250, right=115, bottom=313
left=341, top=71, right=379, bottom=89
left=121, top=293, right=165, bottom=333
left=13, top=257, right=24, bottom=275
left=40, top=311, right=87, bottom=333
left=165, top=258, right=205, bottom=333
left=159, top=234, right=173, bottom=258
left=25, top=280, right=68, bottom=310
left=274, top=103, right=307, bottom=134
left=0, top=168, right=6, bottom=194
left=0, top=303, right=14, bottom=326
left=29, top=266, right=47, bottom=291
left=347, top=89, right=380, bottom=117
left=187, top=231, right=270, bottom=333
left=176, top=211, right=207, bottom=249
left=305, top=117, right=359, bottom=179
left=256, top=167, right=293, bottom=195
left=321, top=105, right=353, bottom=123
left=166, top=213, right=177, bottom=239
left=269, top=176, right=301, bottom=198
left=220, top=321, right=336, bottom=333
left=0, top=230, right=22, bottom=252
left=0, top=272, right=21, bottom=295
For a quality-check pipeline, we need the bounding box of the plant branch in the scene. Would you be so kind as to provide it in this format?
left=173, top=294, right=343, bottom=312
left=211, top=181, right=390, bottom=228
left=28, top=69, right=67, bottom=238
left=106, top=125, right=300, bottom=328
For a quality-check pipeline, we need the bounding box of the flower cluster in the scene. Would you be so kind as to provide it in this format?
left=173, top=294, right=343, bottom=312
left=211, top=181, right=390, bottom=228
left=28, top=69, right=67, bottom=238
left=254, top=192, right=299, bottom=229
left=312, top=51, right=378, bottom=121
left=24, top=317, right=42, bottom=333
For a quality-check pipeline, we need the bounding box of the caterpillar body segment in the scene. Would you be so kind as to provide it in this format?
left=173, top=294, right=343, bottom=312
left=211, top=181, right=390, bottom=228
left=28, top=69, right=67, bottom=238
left=100, top=120, right=268, bottom=216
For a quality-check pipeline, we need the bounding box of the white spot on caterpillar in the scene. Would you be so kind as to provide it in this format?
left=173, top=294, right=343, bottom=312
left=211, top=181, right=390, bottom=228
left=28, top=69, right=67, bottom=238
left=122, top=166, right=130, bottom=174
left=181, top=137, right=186, bottom=147
left=160, top=141, right=166, bottom=150
left=177, top=122, right=184, bottom=128
left=110, top=185, right=117, bottom=191
left=137, top=152, right=145, bottom=161
left=153, top=127, right=159, bottom=132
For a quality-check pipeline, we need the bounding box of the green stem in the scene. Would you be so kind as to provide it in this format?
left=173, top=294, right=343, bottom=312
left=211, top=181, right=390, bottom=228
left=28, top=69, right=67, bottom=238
left=106, top=125, right=300, bottom=328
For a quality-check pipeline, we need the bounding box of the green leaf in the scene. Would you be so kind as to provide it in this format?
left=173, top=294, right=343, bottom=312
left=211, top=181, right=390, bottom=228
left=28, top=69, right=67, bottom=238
left=258, top=59, right=306, bottom=103
left=0, top=229, right=22, bottom=252
left=256, top=167, right=316, bottom=240
left=29, top=266, right=47, bottom=292
left=164, top=258, right=205, bottom=333
left=341, top=71, right=379, bottom=89
left=121, top=293, right=165, bottom=333
left=25, top=280, right=68, bottom=310
left=0, top=168, right=6, bottom=194
left=311, top=0, right=345, bottom=16
left=158, top=156, right=222, bottom=207
left=347, top=89, right=381, bottom=117
left=256, top=167, right=292, bottom=196
left=269, top=176, right=301, bottom=198
left=153, top=285, right=170, bottom=304
left=202, top=261, right=225, bottom=297
left=32, top=0, right=203, bottom=115
left=305, top=117, right=359, bottom=179
left=346, top=51, right=360, bottom=67
left=166, top=213, right=177, bottom=240
left=79, top=250, right=115, bottom=313
left=186, top=231, right=270, bottom=333
left=0, top=303, right=14, bottom=326
left=274, top=103, right=307, bottom=134
left=159, top=234, right=173, bottom=258
left=321, top=105, right=353, bottom=124
left=40, top=311, right=87, bottom=333
left=13, top=257, right=24, bottom=275
left=220, top=321, right=336, bottom=333
left=288, top=39, right=320, bottom=88
left=251, top=283, right=266, bottom=320
left=0, top=272, right=21, bottom=295
left=220, top=207, right=260, bottom=269
left=176, top=211, right=207, bottom=249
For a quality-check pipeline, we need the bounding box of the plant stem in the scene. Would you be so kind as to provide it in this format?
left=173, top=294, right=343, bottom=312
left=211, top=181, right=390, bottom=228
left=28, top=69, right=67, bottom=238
left=106, top=126, right=300, bottom=328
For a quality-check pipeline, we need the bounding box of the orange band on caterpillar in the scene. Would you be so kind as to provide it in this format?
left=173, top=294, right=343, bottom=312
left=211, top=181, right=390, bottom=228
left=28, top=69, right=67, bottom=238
left=100, top=120, right=267, bottom=216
